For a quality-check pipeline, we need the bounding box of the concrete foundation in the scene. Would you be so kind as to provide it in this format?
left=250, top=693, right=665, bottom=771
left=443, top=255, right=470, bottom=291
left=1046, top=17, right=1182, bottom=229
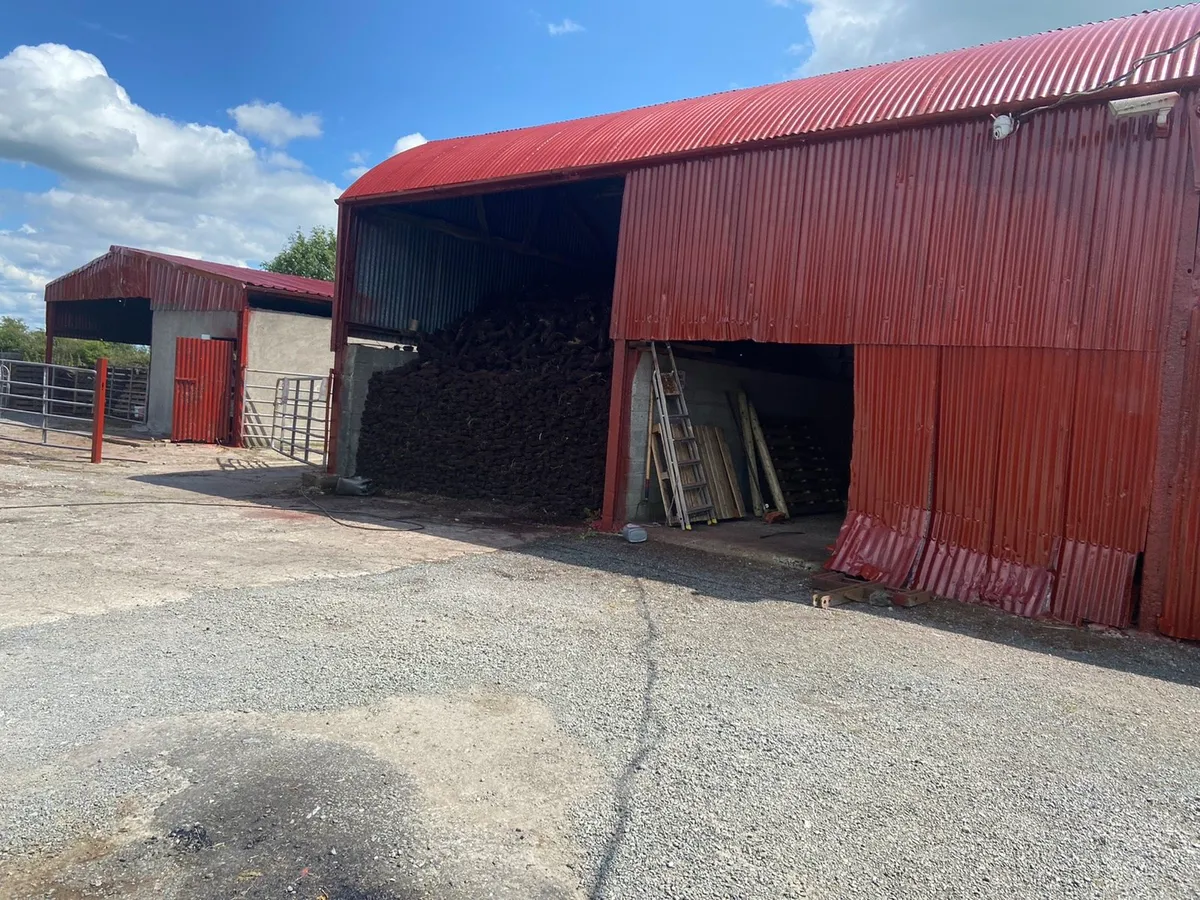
left=147, top=310, right=238, bottom=436
left=336, top=342, right=418, bottom=476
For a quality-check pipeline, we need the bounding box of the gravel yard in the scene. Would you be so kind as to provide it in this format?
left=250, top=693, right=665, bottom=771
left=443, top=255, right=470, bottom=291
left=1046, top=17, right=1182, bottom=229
left=2, top=442, right=1199, bottom=899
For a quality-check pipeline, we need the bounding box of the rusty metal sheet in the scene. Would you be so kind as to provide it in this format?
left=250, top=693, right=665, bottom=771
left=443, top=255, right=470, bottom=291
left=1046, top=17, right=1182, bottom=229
left=1051, top=351, right=1161, bottom=627
left=343, top=7, right=1200, bottom=202
left=611, top=101, right=1188, bottom=352
left=829, top=345, right=938, bottom=584
left=913, top=348, right=1073, bottom=617
left=832, top=346, right=1157, bottom=624
left=45, top=246, right=333, bottom=312
left=1161, top=309, right=1200, bottom=640
left=172, top=337, right=235, bottom=444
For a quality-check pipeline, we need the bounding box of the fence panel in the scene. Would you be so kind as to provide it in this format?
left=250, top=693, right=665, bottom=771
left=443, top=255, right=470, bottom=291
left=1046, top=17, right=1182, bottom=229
left=241, top=369, right=329, bottom=466
left=0, top=359, right=100, bottom=453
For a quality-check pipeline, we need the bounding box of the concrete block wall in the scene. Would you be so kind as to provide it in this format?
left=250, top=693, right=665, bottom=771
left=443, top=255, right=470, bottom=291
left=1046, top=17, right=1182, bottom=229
left=336, top=342, right=418, bottom=476
left=242, top=310, right=335, bottom=448
left=146, top=310, right=238, bottom=436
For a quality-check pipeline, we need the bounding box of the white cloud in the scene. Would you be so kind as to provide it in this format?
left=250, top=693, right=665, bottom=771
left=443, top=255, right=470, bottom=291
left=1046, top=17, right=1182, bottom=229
left=548, top=18, right=585, bottom=36
left=392, top=132, right=428, bottom=155
left=787, top=1, right=1155, bottom=75
left=0, top=43, right=339, bottom=324
left=265, top=150, right=305, bottom=170
left=344, top=165, right=369, bottom=180
left=228, top=100, right=322, bottom=146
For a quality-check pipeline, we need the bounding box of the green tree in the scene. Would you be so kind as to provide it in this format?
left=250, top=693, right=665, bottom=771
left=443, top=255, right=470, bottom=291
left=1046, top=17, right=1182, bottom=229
left=0, top=316, right=44, bottom=360
left=262, top=226, right=336, bottom=281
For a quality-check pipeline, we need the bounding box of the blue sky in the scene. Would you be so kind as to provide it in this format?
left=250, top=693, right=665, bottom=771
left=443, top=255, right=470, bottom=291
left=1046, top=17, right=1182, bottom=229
left=0, top=0, right=1156, bottom=325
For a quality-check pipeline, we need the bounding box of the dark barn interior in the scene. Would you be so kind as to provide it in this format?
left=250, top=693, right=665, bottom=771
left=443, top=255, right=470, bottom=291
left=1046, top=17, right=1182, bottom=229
left=354, top=177, right=624, bottom=520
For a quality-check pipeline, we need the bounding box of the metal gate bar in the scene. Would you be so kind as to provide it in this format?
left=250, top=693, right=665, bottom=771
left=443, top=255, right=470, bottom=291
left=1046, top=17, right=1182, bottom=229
left=0, top=359, right=109, bottom=458
left=240, top=369, right=329, bottom=465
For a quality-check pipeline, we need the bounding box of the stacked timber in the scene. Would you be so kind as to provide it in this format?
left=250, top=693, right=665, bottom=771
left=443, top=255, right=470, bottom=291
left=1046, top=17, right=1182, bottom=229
left=356, top=286, right=612, bottom=521
left=758, top=417, right=844, bottom=515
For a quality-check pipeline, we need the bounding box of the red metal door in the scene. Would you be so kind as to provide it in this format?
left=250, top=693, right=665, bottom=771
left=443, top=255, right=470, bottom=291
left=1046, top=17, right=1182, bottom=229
left=172, top=337, right=234, bottom=443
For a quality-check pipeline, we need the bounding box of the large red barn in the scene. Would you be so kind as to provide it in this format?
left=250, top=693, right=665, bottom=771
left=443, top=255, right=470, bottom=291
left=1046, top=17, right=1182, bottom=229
left=330, top=6, right=1200, bottom=640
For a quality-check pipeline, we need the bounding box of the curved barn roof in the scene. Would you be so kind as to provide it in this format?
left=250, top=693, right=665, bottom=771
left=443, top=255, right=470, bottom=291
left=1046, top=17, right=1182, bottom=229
left=344, top=5, right=1200, bottom=203
left=45, top=245, right=333, bottom=311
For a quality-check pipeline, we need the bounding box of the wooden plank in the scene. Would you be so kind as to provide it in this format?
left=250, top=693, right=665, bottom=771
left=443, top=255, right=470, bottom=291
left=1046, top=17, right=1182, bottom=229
left=735, top=392, right=765, bottom=517
left=714, top=426, right=746, bottom=518
left=697, top=426, right=741, bottom=520
left=746, top=397, right=790, bottom=519
left=649, top=426, right=677, bottom=526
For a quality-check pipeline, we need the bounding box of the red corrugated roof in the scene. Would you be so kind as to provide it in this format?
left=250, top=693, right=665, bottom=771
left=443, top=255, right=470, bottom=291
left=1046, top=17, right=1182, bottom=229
left=45, top=245, right=333, bottom=310
left=110, top=246, right=334, bottom=300
left=344, top=5, right=1200, bottom=203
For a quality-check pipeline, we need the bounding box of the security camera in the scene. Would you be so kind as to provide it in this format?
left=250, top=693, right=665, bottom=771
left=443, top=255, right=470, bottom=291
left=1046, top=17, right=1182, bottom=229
left=1108, top=91, right=1179, bottom=128
left=992, top=114, right=1016, bottom=140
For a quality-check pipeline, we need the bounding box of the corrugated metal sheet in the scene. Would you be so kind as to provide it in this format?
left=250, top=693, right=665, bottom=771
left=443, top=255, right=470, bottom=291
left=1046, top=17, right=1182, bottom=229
left=828, top=346, right=938, bottom=585
left=44, top=246, right=333, bottom=311
left=171, top=337, right=234, bottom=444
left=344, top=7, right=1200, bottom=202
left=833, top=346, right=1159, bottom=624
left=1161, top=308, right=1200, bottom=640
left=348, top=212, right=574, bottom=336
left=1051, top=351, right=1162, bottom=627
left=912, top=348, right=1072, bottom=617
left=611, top=100, right=1189, bottom=350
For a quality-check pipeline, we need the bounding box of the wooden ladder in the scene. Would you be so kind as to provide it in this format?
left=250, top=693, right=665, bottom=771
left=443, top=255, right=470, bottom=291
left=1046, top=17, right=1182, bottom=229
left=650, top=342, right=717, bottom=530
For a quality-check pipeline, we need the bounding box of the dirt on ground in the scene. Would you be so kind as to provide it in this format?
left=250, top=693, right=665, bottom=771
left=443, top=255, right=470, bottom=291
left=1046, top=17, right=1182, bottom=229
left=3, top=435, right=1200, bottom=900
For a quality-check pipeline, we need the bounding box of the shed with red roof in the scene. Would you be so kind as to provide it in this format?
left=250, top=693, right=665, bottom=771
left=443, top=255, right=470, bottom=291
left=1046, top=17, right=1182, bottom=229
left=44, top=245, right=334, bottom=445
left=334, top=7, right=1200, bottom=639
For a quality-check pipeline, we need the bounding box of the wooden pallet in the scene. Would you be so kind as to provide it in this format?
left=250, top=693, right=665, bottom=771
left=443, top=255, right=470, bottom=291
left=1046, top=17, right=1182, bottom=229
left=810, top=572, right=933, bottom=609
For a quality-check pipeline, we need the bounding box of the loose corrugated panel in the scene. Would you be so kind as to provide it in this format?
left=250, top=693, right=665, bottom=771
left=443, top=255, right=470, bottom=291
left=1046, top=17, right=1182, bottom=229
left=1160, top=308, right=1200, bottom=640
left=829, top=345, right=938, bottom=585
left=1051, top=351, right=1161, bottom=627
left=612, top=101, right=1188, bottom=351
left=45, top=246, right=333, bottom=311
left=348, top=213, right=573, bottom=336
left=913, top=348, right=1073, bottom=617
left=171, top=337, right=234, bottom=444
left=344, top=7, right=1200, bottom=201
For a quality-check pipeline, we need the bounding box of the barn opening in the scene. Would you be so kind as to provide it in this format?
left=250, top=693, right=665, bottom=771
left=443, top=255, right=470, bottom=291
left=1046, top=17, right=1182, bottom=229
left=625, top=341, right=854, bottom=563
left=347, top=177, right=625, bottom=521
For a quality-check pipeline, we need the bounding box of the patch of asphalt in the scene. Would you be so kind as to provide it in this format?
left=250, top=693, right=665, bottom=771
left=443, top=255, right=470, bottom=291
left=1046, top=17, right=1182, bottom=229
left=2, top=535, right=1200, bottom=899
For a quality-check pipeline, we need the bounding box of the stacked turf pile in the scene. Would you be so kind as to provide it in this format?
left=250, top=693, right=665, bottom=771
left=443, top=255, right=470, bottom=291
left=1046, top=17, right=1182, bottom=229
left=356, top=286, right=612, bottom=520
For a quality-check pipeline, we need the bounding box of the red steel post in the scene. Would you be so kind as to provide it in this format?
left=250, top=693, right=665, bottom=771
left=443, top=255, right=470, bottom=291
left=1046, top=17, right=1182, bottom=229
left=91, top=357, right=108, bottom=463
left=599, top=340, right=636, bottom=532
left=44, top=303, right=56, bottom=364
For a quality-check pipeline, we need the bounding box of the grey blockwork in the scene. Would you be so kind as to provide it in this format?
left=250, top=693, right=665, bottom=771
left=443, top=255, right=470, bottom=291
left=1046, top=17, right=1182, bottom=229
left=336, top=343, right=418, bottom=477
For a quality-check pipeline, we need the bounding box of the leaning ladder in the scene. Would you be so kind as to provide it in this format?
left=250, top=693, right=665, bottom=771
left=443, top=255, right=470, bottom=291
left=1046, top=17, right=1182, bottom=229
left=650, top=342, right=717, bottom=530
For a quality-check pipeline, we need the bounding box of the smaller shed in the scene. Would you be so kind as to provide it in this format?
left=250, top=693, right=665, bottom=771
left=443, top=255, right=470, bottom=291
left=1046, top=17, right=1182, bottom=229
left=44, top=246, right=335, bottom=443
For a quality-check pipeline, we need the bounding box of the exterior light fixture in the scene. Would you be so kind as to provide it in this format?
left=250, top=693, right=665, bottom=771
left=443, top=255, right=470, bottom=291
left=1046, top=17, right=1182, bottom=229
left=1107, top=91, right=1179, bottom=127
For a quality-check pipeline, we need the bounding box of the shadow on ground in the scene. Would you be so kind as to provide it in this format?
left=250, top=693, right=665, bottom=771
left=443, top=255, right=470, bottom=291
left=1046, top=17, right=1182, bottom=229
left=130, top=467, right=1200, bottom=690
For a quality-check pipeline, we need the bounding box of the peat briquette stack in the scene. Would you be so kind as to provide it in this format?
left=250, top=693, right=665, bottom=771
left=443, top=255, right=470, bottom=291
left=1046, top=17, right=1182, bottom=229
left=356, top=286, right=612, bottom=520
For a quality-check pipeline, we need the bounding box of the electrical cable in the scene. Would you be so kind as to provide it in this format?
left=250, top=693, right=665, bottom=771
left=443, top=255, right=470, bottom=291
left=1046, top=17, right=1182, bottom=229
left=1015, top=28, right=1200, bottom=125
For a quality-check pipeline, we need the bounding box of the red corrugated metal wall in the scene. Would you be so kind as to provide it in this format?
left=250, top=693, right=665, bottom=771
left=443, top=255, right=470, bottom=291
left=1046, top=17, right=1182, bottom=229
left=832, top=346, right=1161, bottom=625
left=611, top=103, right=1187, bottom=351
left=1161, top=308, right=1200, bottom=640
left=611, top=99, right=1191, bottom=627
left=46, top=247, right=245, bottom=311
left=828, top=346, right=937, bottom=585
left=172, top=337, right=235, bottom=444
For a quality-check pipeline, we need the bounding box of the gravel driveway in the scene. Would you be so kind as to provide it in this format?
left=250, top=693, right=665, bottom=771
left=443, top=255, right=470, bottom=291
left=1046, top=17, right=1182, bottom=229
left=3, top=532, right=1199, bottom=899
